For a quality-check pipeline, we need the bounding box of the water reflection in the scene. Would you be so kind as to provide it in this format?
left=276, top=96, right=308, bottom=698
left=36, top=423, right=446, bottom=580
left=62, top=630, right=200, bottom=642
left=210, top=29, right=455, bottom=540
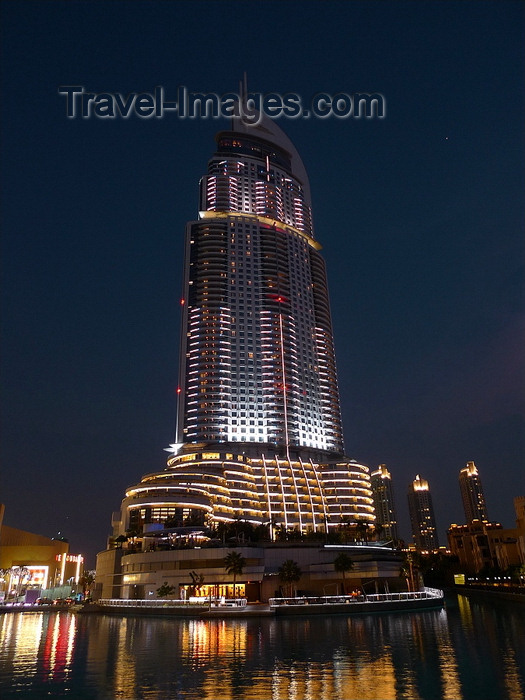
left=113, top=618, right=138, bottom=699
left=0, top=612, right=77, bottom=695
left=43, top=613, right=77, bottom=680
left=0, top=613, right=43, bottom=684
left=434, top=610, right=462, bottom=699
left=0, top=598, right=524, bottom=699
left=454, top=595, right=525, bottom=700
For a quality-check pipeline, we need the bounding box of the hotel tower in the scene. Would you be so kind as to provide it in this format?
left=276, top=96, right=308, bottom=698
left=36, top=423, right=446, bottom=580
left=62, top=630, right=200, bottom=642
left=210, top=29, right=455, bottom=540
left=407, top=475, right=439, bottom=551
left=116, top=113, right=375, bottom=538
left=370, top=465, right=399, bottom=542
left=459, top=461, right=489, bottom=523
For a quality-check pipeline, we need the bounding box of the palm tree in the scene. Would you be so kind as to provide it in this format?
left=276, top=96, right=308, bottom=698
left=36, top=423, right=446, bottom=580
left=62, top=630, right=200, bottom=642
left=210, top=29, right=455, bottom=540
left=7, top=566, right=30, bottom=600
left=400, top=564, right=411, bottom=591
left=278, top=559, right=302, bottom=598
left=401, top=552, right=418, bottom=591
left=333, top=552, right=354, bottom=594
left=0, top=567, right=27, bottom=600
left=78, top=571, right=95, bottom=599
left=224, top=551, right=245, bottom=599
left=0, top=569, right=10, bottom=599
left=114, top=534, right=127, bottom=549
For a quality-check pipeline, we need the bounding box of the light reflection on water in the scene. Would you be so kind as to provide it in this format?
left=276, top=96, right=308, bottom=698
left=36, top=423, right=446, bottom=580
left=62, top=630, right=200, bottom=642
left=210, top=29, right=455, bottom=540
left=0, top=595, right=524, bottom=699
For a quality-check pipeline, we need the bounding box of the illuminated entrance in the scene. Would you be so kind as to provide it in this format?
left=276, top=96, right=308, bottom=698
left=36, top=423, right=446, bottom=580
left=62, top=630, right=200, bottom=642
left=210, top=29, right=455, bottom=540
left=180, top=583, right=246, bottom=600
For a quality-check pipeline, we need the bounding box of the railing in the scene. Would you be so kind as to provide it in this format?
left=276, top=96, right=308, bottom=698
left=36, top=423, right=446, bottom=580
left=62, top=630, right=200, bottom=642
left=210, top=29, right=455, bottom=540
left=99, top=598, right=206, bottom=608
left=269, top=587, right=443, bottom=607
left=209, top=598, right=247, bottom=608
left=0, top=601, right=54, bottom=608
left=423, top=586, right=445, bottom=598
left=98, top=597, right=248, bottom=608
left=456, top=582, right=525, bottom=595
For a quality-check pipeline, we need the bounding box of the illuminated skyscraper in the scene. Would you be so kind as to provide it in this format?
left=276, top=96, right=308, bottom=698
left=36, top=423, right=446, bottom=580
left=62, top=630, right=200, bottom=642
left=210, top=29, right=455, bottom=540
left=459, top=461, right=489, bottom=523
left=407, top=474, right=439, bottom=551
left=117, top=114, right=375, bottom=537
left=370, top=465, right=399, bottom=541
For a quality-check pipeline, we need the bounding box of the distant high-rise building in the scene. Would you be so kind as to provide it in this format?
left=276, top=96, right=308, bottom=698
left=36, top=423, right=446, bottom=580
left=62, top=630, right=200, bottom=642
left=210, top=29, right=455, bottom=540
left=112, top=110, right=375, bottom=538
left=407, top=474, right=439, bottom=551
left=447, top=520, right=502, bottom=573
left=459, top=461, right=489, bottom=523
left=370, top=465, right=399, bottom=541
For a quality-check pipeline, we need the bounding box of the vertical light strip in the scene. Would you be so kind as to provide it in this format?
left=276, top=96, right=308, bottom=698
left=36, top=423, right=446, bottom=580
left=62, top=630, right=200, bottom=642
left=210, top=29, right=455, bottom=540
left=75, top=556, right=83, bottom=584
left=288, top=459, right=304, bottom=532
left=278, top=312, right=290, bottom=447
left=310, top=459, right=330, bottom=532
left=60, top=552, right=67, bottom=586
left=261, top=454, right=274, bottom=541
left=299, top=456, right=316, bottom=530
left=275, top=455, right=289, bottom=530
left=278, top=310, right=304, bottom=531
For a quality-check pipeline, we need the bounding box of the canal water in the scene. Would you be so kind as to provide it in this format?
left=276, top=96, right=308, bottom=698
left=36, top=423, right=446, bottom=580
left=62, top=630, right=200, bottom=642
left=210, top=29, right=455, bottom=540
left=0, top=594, right=523, bottom=699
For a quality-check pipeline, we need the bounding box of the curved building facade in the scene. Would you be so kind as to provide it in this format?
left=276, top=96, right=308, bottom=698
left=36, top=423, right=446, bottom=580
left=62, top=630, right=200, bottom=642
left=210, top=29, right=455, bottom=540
left=118, top=114, right=374, bottom=537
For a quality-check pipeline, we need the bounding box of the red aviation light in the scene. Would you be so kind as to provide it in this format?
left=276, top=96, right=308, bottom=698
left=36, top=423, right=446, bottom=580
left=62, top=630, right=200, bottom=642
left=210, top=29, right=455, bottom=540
left=180, top=298, right=185, bottom=305
left=266, top=293, right=290, bottom=304
left=176, top=387, right=182, bottom=394
left=260, top=222, right=286, bottom=233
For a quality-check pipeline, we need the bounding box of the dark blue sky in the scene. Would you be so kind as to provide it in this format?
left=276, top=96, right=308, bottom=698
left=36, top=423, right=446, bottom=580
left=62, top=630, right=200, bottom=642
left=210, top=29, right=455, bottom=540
left=2, top=1, right=524, bottom=567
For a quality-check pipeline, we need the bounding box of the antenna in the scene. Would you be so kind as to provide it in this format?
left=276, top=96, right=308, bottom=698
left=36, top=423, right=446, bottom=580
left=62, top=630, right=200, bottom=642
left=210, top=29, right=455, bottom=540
left=239, top=72, right=248, bottom=101
left=235, top=73, right=249, bottom=129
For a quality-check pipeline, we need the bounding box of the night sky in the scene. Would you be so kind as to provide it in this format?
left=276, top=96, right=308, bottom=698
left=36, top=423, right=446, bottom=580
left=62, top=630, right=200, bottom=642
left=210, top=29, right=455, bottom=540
left=2, top=1, right=524, bottom=567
